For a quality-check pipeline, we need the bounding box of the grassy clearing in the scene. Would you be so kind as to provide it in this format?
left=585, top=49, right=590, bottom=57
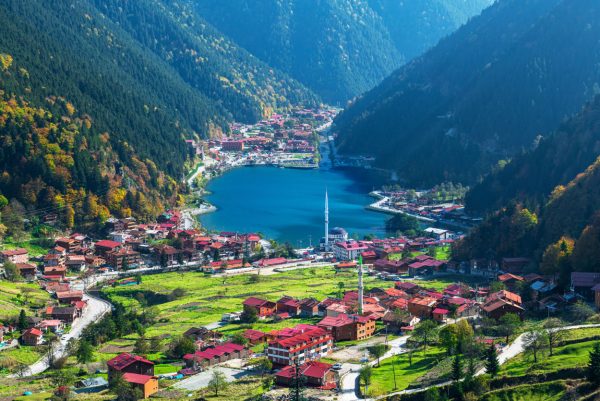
left=3, top=235, right=51, bottom=257
left=501, top=338, right=600, bottom=377
left=479, top=380, right=568, bottom=401
left=406, top=274, right=488, bottom=292
left=563, top=327, right=600, bottom=341
left=191, top=375, right=264, bottom=401
left=0, top=281, right=52, bottom=320
left=367, top=346, right=446, bottom=396
left=102, top=267, right=384, bottom=338
left=1, top=346, right=45, bottom=366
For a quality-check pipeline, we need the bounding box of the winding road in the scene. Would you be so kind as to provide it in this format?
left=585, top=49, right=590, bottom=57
left=14, top=291, right=112, bottom=377
left=338, top=323, right=600, bottom=401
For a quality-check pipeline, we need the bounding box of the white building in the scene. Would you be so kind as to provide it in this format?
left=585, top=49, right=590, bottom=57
left=333, top=240, right=369, bottom=261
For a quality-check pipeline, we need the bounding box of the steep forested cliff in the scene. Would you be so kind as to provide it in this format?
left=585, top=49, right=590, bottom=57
left=193, top=0, right=492, bottom=103
left=333, top=0, right=600, bottom=186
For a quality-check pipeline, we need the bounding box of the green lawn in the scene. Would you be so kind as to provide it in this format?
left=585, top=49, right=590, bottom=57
left=3, top=235, right=52, bottom=257
left=102, top=267, right=384, bottom=338
left=154, top=363, right=179, bottom=375
left=367, top=346, right=446, bottom=397
left=479, top=380, right=568, bottom=401
left=1, top=346, right=44, bottom=366
left=217, top=316, right=322, bottom=337
left=406, top=274, right=488, bottom=292
left=0, top=281, right=51, bottom=320
left=501, top=338, right=600, bottom=377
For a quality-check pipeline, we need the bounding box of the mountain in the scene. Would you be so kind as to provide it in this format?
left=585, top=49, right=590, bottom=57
left=0, top=0, right=317, bottom=221
left=454, top=96, right=600, bottom=276
left=332, top=0, right=600, bottom=186
left=466, top=96, right=600, bottom=214
left=193, top=0, right=492, bottom=104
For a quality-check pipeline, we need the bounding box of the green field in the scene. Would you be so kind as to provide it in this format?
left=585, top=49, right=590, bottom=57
left=405, top=274, right=488, bottom=292
left=103, top=267, right=385, bottom=338
left=367, top=346, right=446, bottom=396
left=0, top=281, right=52, bottom=320
left=501, top=335, right=600, bottom=377
left=479, top=380, right=568, bottom=401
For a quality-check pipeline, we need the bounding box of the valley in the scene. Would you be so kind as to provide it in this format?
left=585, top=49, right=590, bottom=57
left=1, top=1, right=600, bottom=401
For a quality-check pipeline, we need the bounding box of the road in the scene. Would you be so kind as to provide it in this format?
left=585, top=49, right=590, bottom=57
left=365, top=323, right=600, bottom=401
left=15, top=292, right=112, bottom=377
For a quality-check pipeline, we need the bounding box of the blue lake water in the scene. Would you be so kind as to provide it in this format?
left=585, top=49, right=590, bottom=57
left=199, top=166, right=391, bottom=245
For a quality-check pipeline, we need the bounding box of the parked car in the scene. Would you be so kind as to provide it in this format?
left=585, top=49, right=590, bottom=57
left=332, top=363, right=342, bottom=370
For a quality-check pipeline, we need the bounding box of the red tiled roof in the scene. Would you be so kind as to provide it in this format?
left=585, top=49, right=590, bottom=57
left=107, top=353, right=153, bottom=371
left=23, top=328, right=43, bottom=337
left=95, top=240, right=121, bottom=249
left=432, top=308, right=449, bottom=315
left=122, top=373, right=155, bottom=385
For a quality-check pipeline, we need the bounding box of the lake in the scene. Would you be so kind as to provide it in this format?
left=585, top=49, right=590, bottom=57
left=199, top=166, right=391, bottom=245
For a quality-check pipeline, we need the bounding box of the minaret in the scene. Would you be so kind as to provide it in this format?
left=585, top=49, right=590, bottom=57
left=358, top=255, right=364, bottom=315
left=324, top=190, right=329, bottom=250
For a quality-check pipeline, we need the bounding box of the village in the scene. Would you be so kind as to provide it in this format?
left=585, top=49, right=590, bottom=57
left=0, top=202, right=599, bottom=400
left=185, top=107, right=338, bottom=186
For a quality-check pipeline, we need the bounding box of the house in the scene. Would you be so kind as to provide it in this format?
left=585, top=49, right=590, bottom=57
left=256, top=257, right=288, bottom=267
left=46, top=306, right=78, bottom=323
left=0, top=248, right=28, bottom=264
left=243, top=329, right=267, bottom=345
left=243, top=297, right=276, bottom=319
left=317, top=314, right=375, bottom=341
left=21, top=327, right=43, bottom=346
left=74, top=377, right=109, bottom=394
left=107, top=353, right=154, bottom=383
left=395, top=282, right=420, bottom=294
left=122, top=373, right=159, bottom=399
left=432, top=308, right=449, bottom=323
left=275, top=361, right=336, bottom=389
left=37, top=319, right=64, bottom=333
left=182, top=327, right=223, bottom=343
left=424, top=227, right=450, bottom=240
left=276, top=296, right=301, bottom=316
left=382, top=310, right=419, bottom=333
left=65, top=255, right=87, bottom=272
left=571, top=272, right=600, bottom=300
left=94, top=240, right=123, bottom=257
left=298, top=298, right=320, bottom=317
left=56, top=290, right=83, bottom=304
left=16, top=263, right=37, bottom=280
left=333, top=241, right=369, bottom=261
left=481, top=290, right=524, bottom=320
left=407, top=297, right=437, bottom=318
left=498, top=273, right=524, bottom=289
left=43, top=265, right=67, bottom=279
left=183, top=343, right=250, bottom=369
left=266, top=325, right=332, bottom=366
left=501, top=257, right=531, bottom=273
left=106, top=248, right=141, bottom=270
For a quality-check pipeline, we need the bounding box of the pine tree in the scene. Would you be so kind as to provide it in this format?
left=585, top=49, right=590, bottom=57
left=587, top=342, right=600, bottom=386
left=18, top=309, right=27, bottom=330
left=451, top=354, right=463, bottom=382
left=485, top=344, right=499, bottom=377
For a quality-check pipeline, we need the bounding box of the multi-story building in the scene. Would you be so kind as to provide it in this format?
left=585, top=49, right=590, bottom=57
left=267, top=325, right=333, bottom=366
left=106, top=248, right=142, bottom=270
left=333, top=240, right=369, bottom=261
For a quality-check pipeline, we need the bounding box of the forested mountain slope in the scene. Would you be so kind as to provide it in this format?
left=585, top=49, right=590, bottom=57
left=0, top=0, right=316, bottom=182
left=454, top=96, right=600, bottom=278
left=0, top=0, right=318, bottom=225
left=466, top=96, right=600, bottom=213
left=0, top=55, right=169, bottom=227
left=333, top=0, right=600, bottom=186
left=193, top=0, right=492, bottom=103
